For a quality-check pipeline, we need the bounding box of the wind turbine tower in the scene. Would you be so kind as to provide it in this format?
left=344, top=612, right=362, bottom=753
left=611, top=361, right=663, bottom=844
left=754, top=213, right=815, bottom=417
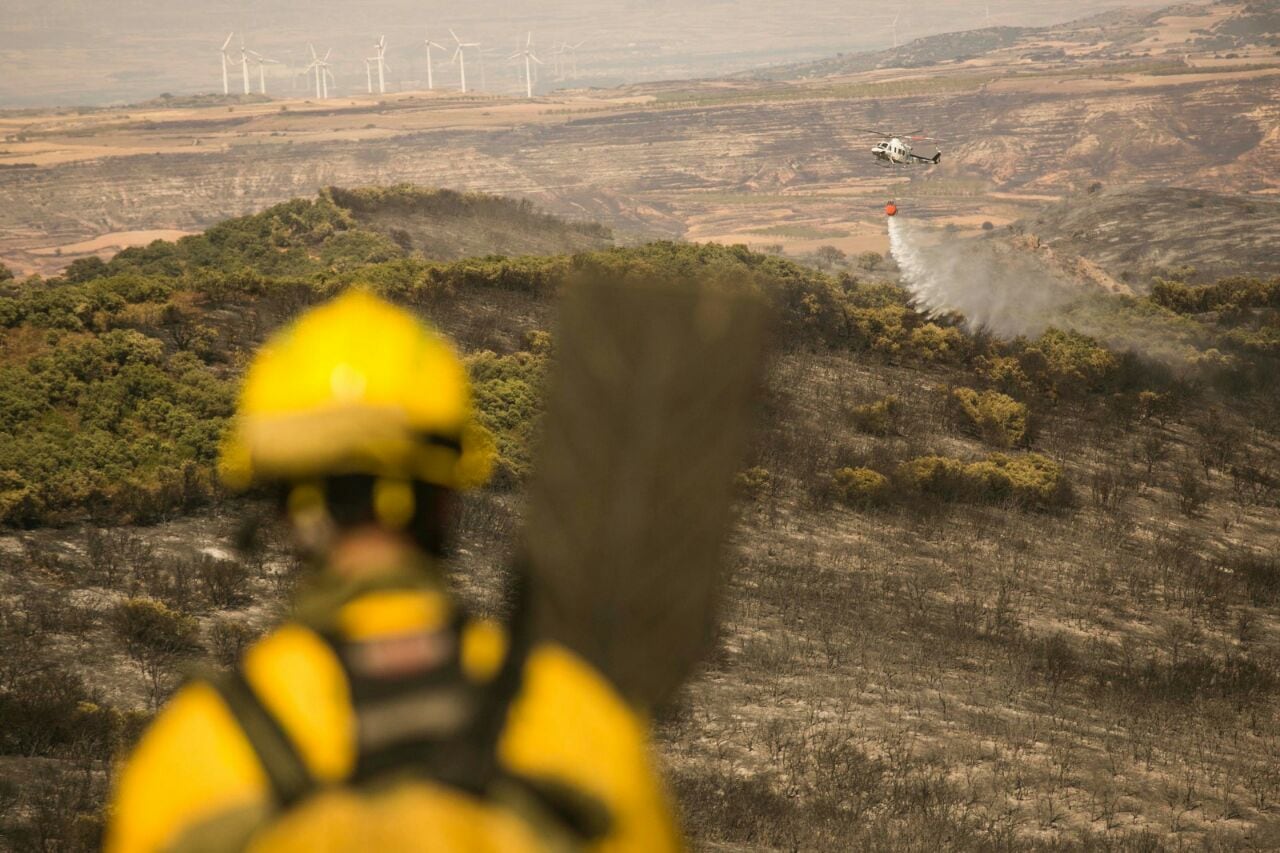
left=247, top=50, right=280, bottom=95
left=305, top=45, right=334, bottom=99
left=239, top=38, right=252, bottom=94
left=450, top=29, right=480, bottom=93
left=509, top=33, right=543, bottom=99
left=370, top=35, right=388, bottom=94
left=423, top=30, right=446, bottom=90
left=564, top=40, right=585, bottom=78
left=551, top=42, right=567, bottom=80
left=219, top=33, right=235, bottom=95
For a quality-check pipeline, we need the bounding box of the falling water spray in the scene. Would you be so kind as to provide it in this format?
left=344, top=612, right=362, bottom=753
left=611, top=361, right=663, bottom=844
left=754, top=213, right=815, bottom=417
left=885, top=215, right=1200, bottom=364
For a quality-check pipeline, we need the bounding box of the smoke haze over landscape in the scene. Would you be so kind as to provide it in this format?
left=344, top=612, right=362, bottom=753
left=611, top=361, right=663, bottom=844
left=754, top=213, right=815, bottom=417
left=0, top=0, right=1167, bottom=106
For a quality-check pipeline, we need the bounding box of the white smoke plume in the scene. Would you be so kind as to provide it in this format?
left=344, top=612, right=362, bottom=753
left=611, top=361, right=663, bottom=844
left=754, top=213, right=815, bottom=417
left=887, top=217, right=1201, bottom=364
left=888, top=217, right=1077, bottom=338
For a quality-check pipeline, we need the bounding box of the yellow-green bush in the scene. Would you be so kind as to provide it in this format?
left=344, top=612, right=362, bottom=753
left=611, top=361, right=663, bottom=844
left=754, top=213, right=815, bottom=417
left=949, top=387, right=1028, bottom=448
left=466, top=349, right=548, bottom=487
left=736, top=466, right=773, bottom=501
left=1017, top=328, right=1117, bottom=398
left=896, top=452, right=1069, bottom=509
left=965, top=453, right=1069, bottom=508
left=895, top=456, right=972, bottom=502
left=974, top=354, right=1028, bottom=393
left=834, top=467, right=890, bottom=508
left=849, top=395, right=902, bottom=436
left=908, top=323, right=966, bottom=362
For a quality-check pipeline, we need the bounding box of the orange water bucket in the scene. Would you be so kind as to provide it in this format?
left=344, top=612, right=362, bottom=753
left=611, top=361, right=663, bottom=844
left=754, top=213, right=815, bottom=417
left=885, top=201, right=898, bottom=217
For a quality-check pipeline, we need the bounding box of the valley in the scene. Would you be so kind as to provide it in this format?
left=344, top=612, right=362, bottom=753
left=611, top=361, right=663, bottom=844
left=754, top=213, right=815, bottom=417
left=2, top=2, right=1278, bottom=277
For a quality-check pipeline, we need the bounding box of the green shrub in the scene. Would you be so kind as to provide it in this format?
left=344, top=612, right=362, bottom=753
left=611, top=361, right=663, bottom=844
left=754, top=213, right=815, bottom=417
left=736, top=466, right=773, bottom=501
left=896, top=453, right=1069, bottom=509
left=112, top=598, right=202, bottom=708
left=1017, top=328, right=1117, bottom=398
left=467, top=349, right=548, bottom=486
left=848, top=395, right=902, bottom=436
left=833, top=467, right=890, bottom=508
left=1150, top=276, right=1280, bottom=316
left=949, top=387, right=1028, bottom=448
left=974, top=355, right=1029, bottom=394
left=856, top=251, right=883, bottom=271
left=908, top=323, right=966, bottom=362
left=0, top=667, right=115, bottom=755
left=964, top=453, right=1070, bottom=508
left=895, top=456, right=972, bottom=502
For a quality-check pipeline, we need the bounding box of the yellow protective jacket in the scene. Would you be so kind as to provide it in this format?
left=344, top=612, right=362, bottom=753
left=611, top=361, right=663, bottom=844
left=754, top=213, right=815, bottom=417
left=106, top=579, right=682, bottom=853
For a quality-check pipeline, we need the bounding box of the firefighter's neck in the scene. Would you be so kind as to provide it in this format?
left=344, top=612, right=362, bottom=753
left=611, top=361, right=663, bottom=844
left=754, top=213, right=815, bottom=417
left=327, top=525, right=420, bottom=580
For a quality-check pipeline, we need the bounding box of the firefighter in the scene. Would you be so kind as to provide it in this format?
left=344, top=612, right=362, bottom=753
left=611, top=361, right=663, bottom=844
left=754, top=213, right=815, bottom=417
left=106, top=290, right=682, bottom=852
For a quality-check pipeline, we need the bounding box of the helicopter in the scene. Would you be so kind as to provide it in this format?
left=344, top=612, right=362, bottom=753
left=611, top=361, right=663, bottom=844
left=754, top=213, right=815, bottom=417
left=861, top=129, right=943, bottom=167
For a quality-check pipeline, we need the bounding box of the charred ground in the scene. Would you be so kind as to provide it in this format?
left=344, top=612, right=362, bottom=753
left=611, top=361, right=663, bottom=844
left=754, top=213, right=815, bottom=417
left=2, top=187, right=1280, bottom=849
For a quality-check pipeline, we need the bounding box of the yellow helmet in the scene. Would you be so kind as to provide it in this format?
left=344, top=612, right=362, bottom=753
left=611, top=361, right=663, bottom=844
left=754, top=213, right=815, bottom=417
left=219, top=290, right=494, bottom=494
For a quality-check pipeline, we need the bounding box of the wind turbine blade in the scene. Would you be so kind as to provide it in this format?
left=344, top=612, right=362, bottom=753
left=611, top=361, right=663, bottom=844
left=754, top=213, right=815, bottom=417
left=530, top=53, right=543, bottom=64
left=450, top=28, right=461, bottom=44
left=222, top=33, right=235, bottom=51
left=324, top=48, right=333, bottom=61
left=309, top=43, right=318, bottom=60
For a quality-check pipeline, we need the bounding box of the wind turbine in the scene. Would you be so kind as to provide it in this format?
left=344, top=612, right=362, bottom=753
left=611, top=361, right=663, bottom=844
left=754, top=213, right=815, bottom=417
left=423, top=30, right=446, bottom=90
left=891, top=14, right=901, bottom=49
left=450, top=29, right=480, bottom=93
left=239, top=38, right=252, bottom=95
left=509, top=33, right=543, bottom=99
left=477, top=47, right=498, bottom=91
left=218, top=33, right=235, bottom=95
left=551, top=41, right=567, bottom=80
left=247, top=50, right=280, bottom=95
left=367, top=35, right=388, bottom=95
left=305, top=44, right=334, bottom=99
left=563, top=40, right=585, bottom=78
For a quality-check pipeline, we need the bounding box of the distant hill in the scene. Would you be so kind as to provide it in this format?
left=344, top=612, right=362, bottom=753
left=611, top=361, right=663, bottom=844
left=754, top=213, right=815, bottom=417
left=744, top=26, right=1033, bottom=81
left=1017, top=186, right=1280, bottom=286
left=326, top=185, right=614, bottom=261
left=749, top=1, right=1278, bottom=81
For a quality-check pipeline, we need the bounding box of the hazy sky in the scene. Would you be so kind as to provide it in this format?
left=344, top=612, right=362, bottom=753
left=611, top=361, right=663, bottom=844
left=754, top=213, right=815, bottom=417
left=0, top=0, right=1168, bottom=107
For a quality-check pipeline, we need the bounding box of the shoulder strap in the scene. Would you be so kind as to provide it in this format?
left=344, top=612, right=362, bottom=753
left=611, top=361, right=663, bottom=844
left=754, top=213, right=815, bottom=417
left=203, top=667, right=316, bottom=809
left=199, top=580, right=610, bottom=842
